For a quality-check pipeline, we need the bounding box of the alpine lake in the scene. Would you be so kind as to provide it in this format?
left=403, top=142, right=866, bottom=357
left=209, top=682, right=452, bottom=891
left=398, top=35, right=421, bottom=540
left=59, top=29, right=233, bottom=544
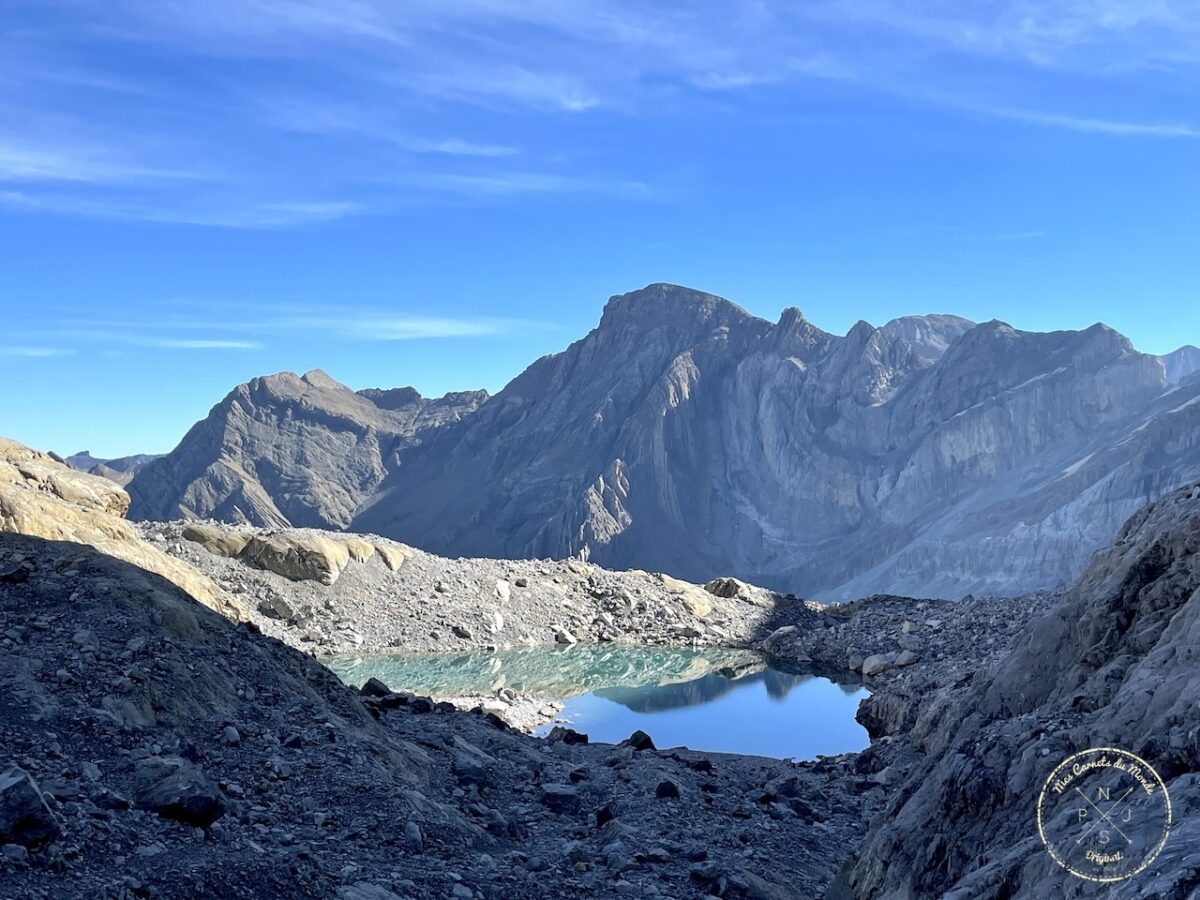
left=326, top=645, right=869, bottom=760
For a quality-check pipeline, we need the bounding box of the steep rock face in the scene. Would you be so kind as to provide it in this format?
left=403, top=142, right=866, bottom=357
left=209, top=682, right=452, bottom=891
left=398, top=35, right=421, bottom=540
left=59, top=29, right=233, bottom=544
left=353, top=284, right=1200, bottom=600
left=842, top=481, right=1200, bottom=898
left=127, top=370, right=486, bottom=529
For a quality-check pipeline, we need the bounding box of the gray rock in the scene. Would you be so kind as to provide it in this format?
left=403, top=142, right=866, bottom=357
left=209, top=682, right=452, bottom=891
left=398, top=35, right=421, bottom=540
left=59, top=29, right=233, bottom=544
left=403, top=821, right=423, bottom=853
left=540, top=784, right=581, bottom=815
left=0, top=767, right=58, bottom=847
left=337, top=884, right=406, bottom=900
left=655, top=779, right=681, bottom=800
left=861, top=654, right=893, bottom=676
left=131, top=758, right=225, bottom=827
left=621, top=730, right=655, bottom=752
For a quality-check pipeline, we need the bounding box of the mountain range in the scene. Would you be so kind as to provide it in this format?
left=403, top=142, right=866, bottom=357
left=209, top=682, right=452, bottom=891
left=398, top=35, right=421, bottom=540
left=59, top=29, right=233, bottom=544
left=127, top=283, right=1200, bottom=600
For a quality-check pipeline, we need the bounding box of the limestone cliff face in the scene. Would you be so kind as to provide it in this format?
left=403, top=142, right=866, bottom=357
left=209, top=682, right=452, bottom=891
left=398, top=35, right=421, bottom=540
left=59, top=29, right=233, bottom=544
left=353, top=284, right=1200, bottom=600
left=843, top=481, right=1200, bottom=898
left=127, top=370, right=486, bottom=529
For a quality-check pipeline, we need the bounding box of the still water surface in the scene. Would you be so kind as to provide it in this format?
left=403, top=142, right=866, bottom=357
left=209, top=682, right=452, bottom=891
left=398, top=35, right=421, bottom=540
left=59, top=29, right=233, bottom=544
left=327, top=645, right=869, bottom=760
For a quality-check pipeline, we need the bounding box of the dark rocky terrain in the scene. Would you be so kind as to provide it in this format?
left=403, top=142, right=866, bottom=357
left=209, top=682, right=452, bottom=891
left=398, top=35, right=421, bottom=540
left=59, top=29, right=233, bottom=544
left=128, top=284, right=1200, bottom=601
left=0, top=535, right=892, bottom=900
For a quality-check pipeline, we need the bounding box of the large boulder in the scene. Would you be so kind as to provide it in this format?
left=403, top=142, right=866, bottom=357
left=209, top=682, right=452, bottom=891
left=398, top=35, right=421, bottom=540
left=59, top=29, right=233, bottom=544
left=374, top=541, right=414, bottom=572
left=0, top=767, right=58, bottom=847
left=131, top=758, right=225, bottom=827
left=656, top=573, right=713, bottom=617
left=182, top=523, right=252, bottom=558
left=241, top=532, right=351, bottom=585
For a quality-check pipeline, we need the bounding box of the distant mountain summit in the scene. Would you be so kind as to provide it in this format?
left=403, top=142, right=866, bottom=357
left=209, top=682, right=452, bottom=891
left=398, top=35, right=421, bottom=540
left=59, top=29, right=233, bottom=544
left=129, top=284, right=1200, bottom=600
left=1158, top=344, right=1200, bottom=384
left=127, top=370, right=486, bottom=528
left=65, top=450, right=163, bottom=486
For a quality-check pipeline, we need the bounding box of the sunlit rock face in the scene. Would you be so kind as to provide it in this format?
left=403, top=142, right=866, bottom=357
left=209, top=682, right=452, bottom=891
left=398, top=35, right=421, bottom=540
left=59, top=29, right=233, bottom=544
left=353, top=284, right=1200, bottom=600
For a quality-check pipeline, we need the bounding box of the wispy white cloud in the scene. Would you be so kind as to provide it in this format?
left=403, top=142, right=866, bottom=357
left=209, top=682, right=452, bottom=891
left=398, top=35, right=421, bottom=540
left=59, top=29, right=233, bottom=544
left=143, top=338, right=263, bottom=349
left=2, top=0, right=1198, bottom=232
left=405, top=138, right=518, bottom=157
left=0, top=138, right=192, bottom=185
left=974, top=105, right=1199, bottom=137
left=0, top=346, right=74, bottom=358
left=0, top=191, right=361, bottom=228
left=411, top=66, right=602, bottom=113
left=691, top=71, right=781, bottom=91
left=332, top=317, right=519, bottom=340
left=417, top=171, right=651, bottom=198
left=29, top=303, right=551, bottom=351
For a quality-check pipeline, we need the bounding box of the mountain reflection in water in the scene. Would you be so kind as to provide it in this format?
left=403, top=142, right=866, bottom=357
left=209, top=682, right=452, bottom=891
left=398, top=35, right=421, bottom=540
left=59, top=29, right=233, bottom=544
left=326, top=644, right=870, bottom=760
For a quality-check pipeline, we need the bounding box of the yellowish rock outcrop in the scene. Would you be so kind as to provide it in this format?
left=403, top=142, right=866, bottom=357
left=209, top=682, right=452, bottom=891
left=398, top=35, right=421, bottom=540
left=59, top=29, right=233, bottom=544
left=0, top=437, right=244, bottom=622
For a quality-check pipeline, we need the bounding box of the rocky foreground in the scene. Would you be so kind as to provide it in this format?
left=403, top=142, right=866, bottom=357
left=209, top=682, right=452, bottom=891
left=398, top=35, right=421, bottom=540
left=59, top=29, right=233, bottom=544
left=4, top=436, right=1200, bottom=897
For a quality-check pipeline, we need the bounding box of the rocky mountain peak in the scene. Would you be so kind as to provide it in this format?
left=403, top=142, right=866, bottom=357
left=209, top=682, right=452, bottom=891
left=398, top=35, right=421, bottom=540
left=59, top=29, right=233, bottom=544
left=1160, top=344, right=1200, bottom=384
left=357, top=385, right=423, bottom=410
left=597, top=283, right=757, bottom=334
left=880, top=313, right=975, bottom=361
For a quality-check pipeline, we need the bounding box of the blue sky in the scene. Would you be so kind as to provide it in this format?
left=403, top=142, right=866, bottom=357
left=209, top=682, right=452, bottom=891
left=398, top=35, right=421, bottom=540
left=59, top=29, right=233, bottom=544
left=2, top=1, right=1198, bottom=457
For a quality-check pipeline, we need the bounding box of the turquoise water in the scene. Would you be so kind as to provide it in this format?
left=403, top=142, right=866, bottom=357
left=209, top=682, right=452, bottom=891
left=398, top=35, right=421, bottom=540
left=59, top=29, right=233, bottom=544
left=326, top=645, right=870, bottom=760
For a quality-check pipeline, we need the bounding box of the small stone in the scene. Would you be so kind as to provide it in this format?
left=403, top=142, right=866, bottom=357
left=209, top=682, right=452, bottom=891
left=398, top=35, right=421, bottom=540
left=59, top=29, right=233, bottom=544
left=759, top=625, right=801, bottom=655
left=895, top=650, right=920, bottom=667
left=900, top=620, right=918, bottom=634
left=655, top=779, right=681, bottom=800
left=404, top=821, right=423, bottom=852
left=359, top=677, right=392, bottom=698
left=452, top=625, right=473, bottom=640
left=1, top=844, right=29, bottom=864
left=861, top=654, right=893, bottom=677
left=546, top=727, right=588, bottom=745
left=554, top=628, right=577, bottom=645
left=540, top=784, right=581, bottom=815
left=621, top=730, right=656, bottom=752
